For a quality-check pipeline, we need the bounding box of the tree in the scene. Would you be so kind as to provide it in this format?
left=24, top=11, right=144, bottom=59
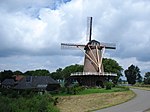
left=137, top=73, right=143, bottom=83
left=144, top=72, right=150, bottom=84
left=62, top=64, right=83, bottom=79
left=24, top=69, right=50, bottom=76
left=0, top=70, right=14, bottom=81
left=34, top=69, right=50, bottom=76
left=124, top=64, right=141, bottom=85
left=14, top=70, right=23, bottom=75
left=102, top=58, right=123, bottom=84
left=50, top=64, right=83, bottom=80
left=24, top=70, right=34, bottom=76
left=50, top=68, right=63, bottom=80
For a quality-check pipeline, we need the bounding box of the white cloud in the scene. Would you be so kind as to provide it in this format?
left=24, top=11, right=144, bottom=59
left=0, top=55, right=83, bottom=72
left=0, top=0, right=150, bottom=73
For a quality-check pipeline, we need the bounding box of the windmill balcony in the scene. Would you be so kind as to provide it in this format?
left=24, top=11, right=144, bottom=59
left=71, top=72, right=117, bottom=76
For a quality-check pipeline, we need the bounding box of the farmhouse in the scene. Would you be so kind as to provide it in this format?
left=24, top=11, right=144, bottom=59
left=14, top=76, right=60, bottom=92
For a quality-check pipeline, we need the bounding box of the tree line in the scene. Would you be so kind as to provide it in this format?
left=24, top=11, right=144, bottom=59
left=0, top=69, right=50, bottom=82
left=0, top=58, right=150, bottom=85
left=0, top=58, right=122, bottom=83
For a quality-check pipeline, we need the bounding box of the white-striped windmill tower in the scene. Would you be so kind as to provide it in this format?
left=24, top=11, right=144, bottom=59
left=61, top=17, right=117, bottom=87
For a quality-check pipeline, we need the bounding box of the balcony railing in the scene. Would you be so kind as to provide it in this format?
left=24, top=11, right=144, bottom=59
left=71, top=72, right=117, bottom=76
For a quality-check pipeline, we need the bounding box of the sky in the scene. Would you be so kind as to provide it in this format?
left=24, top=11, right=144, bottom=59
left=0, top=0, right=150, bottom=77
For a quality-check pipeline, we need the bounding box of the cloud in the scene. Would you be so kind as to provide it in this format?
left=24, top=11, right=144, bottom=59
left=0, top=0, right=150, bottom=73
left=0, top=0, right=85, bottom=57
left=0, top=0, right=69, bottom=11
left=0, top=55, right=83, bottom=72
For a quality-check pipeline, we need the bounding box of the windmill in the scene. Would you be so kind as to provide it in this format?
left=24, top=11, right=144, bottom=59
left=61, top=17, right=117, bottom=87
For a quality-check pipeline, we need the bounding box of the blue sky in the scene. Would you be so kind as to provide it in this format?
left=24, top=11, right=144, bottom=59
left=0, top=0, right=150, bottom=77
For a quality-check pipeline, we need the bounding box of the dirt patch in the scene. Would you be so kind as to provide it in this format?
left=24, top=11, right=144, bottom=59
left=57, top=91, right=135, bottom=112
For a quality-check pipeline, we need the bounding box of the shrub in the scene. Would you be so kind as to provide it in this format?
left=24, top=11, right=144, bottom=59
left=105, top=82, right=113, bottom=90
left=59, top=87, right=67, bottom=94
left=0, top=92, right=60, bottom=112
left=64, top=84, right=85, bottom=95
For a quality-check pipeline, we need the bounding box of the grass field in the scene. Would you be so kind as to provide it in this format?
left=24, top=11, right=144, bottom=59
left=131, top=84, right=150, bottom=91
left=78, top=87, right=129, bottom=95
left=57, top=87, right=135, bottom=112
left=131, top=87, right=150, bottom=91
left=54, top=86, right=130, bottom=96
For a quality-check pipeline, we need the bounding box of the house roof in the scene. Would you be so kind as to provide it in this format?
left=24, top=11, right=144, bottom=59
left=14, top=76, right=59, bottom=89
left=15, top=75, right=24, bottom=81
left=2, top=79, right=15, bottom=86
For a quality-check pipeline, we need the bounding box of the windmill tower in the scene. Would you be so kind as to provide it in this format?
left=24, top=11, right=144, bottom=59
left=61, top=17, right=117, bottom=87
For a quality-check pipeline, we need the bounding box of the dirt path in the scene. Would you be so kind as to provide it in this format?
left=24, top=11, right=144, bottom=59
left=95, top=89, right=150, bottom=112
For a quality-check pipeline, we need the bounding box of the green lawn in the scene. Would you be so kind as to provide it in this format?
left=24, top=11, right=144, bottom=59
left=131, top=84, right=150, bottom=91
left=54, top=86, right=129, bottom=96
left=78, top=86, right=129, bottom=95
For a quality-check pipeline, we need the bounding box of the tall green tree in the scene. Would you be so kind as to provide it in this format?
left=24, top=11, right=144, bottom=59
left=124, top=64, right=141, bottom=85
left=137, top=73, right=143, bottom=83
left=103, top=58, right=123, bottom=84
left=144, top=72, right=150, bottom=84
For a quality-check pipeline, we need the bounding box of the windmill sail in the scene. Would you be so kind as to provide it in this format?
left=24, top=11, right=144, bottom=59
left=86, top=17, right=92, bottom=42
left=61, top=43, right=85, bottom=49
left=100, top=42, right=116, bottom=49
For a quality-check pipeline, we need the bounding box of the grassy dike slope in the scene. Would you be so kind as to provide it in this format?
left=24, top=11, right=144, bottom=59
left=57, top=90, right=135, bottom=112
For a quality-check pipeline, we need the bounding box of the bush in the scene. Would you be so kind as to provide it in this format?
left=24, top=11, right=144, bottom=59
left=0, top=92, right=60, bottom=112
left=63, top=84, right=85, bottom=95
left=105, top=82, right=113, bottom=90
left=59, top=87, right=67, bottom=94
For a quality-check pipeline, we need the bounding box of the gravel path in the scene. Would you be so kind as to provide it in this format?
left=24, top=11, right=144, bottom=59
left=95, top=89, right=150, bottom=112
